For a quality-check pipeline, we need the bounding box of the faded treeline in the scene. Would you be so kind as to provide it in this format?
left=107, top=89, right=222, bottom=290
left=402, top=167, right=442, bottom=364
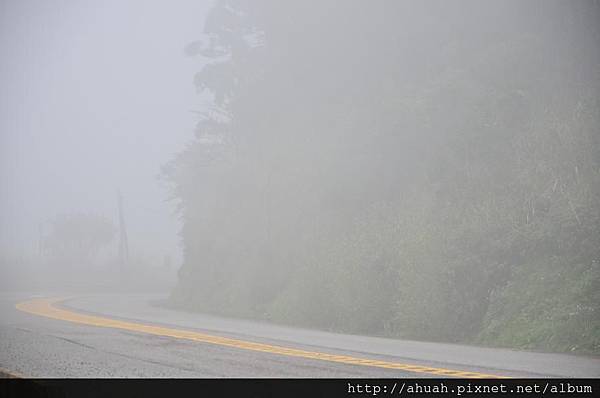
left=165, top=0, right=600, bottom=353
left=0, top=212, right=175, bottom=292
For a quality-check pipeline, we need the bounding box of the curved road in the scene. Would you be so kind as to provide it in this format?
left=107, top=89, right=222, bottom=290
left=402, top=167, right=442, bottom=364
left=1, top=293, right=599, bottom=378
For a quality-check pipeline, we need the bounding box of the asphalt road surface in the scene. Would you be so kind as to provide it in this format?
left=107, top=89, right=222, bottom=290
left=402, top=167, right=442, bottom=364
left=1, top=293, right=598, bottom=378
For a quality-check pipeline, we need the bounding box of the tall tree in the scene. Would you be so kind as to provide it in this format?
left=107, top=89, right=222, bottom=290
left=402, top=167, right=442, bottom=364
left=166, top=0, right=600, bottom=352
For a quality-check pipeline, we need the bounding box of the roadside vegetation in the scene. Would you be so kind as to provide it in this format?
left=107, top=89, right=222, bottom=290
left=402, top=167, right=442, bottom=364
left=165, top=0, right=600, bottom=354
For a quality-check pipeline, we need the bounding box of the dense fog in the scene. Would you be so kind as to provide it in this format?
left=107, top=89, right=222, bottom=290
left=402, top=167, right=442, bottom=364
left=1, top=0, right=599, bottom=353
left=1, top=0, right=212, bottom=291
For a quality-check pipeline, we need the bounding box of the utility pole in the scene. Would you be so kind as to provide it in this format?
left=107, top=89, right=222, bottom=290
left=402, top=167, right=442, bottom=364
left=117, top=190, right=129, bottom=270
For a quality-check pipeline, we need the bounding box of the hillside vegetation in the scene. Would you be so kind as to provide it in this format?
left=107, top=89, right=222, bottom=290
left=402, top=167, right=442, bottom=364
left=165, top=0, right=600, bottom=353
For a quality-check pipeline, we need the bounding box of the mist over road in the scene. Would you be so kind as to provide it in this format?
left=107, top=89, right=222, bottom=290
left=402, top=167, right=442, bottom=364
left=2, top=1, right=599, bottom=379
left=1, top=293, right=598, bottom=378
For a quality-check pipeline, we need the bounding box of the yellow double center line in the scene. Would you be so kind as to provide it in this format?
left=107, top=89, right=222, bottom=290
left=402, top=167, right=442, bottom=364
left=16, top=297, right=506, bottom=378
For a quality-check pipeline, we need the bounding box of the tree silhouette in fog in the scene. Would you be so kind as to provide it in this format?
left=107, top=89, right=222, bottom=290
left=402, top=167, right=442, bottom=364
left=165, top=0, right=600, bottom=353
left=44, top=213, right=115, bottom=269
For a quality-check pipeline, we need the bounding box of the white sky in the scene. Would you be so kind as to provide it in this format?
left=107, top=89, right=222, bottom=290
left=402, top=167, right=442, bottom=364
left=0, top=0, right=213, bottom=264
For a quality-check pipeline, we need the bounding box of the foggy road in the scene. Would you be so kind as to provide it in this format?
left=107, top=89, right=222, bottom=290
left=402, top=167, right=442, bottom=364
left=3, top=0, right=600, bottom=381
left=1, top=293, right=598, bottom=378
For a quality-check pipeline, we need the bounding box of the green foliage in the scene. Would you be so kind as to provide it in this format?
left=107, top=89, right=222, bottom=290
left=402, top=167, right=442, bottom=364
left=480, top=256, right=600, bottom=353
left=165, top=0, right=600, bottom=353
